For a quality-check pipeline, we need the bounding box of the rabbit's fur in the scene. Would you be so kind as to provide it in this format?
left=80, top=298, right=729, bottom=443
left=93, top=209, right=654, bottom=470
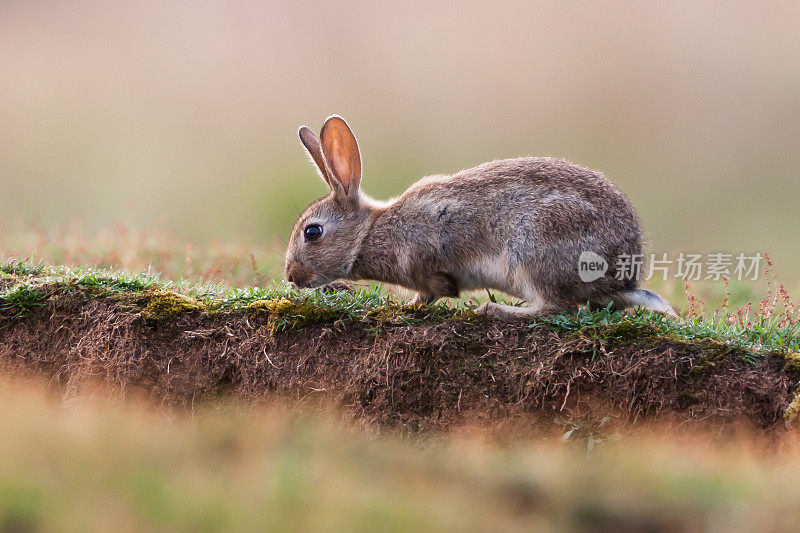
left=285, top=116, right=675, bottom=318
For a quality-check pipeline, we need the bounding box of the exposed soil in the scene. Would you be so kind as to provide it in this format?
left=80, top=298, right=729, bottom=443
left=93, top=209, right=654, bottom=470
left=1, top=288, right=797, bottom=434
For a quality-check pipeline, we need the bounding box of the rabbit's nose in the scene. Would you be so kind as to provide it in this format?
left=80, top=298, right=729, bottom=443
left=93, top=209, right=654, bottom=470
left=285, top=261, right=311, bottom=288
left=285, top=261, right=297, bottom=284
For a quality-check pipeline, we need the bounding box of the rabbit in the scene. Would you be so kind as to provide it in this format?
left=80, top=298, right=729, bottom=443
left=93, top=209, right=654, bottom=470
left=284, top=115, right=676, bottom=319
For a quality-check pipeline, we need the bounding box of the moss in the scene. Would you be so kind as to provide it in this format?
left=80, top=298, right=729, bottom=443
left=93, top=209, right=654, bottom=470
left=785, top=387, right=800, bottom=428
left=365, top=303, right=428, bottom=324
left=248, top=298, right=339, bottom=333
left=569, top=321, right=741, bottom=372
left=204, top=301, right=224, bottom=315
left=694, top=338, right=737, bottom=367
left=570, top=321, right=663, bottom=350
left=603, top=322, right=661, bottom=343
left=782, top=353, right=800, bottom=375
left=141, top=290, right=203, bottom=320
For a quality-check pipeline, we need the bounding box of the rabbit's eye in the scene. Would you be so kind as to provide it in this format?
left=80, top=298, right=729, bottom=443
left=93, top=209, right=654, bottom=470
left=304, top=224, right=323, bottom=241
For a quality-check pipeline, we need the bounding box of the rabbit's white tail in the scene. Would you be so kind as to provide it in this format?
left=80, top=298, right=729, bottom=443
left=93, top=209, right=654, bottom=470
left=616, top=289, right=677, bottom=317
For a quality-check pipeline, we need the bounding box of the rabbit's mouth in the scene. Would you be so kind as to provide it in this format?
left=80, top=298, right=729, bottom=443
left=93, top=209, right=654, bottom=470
left=285, top=261, right=334, bottom=289
left=285, top=260, right=314, bottom=288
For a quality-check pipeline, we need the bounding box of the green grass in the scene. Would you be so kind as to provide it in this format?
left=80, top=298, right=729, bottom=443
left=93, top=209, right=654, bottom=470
left=534, top=304, right=800, bottom=362
left=0, top=284, right=46, bottom=318
left=1, top=259, right=798, bottom=358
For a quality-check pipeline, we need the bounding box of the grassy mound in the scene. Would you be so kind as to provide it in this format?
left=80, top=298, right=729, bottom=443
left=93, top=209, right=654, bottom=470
left=1, top=261, right=799, bottom=432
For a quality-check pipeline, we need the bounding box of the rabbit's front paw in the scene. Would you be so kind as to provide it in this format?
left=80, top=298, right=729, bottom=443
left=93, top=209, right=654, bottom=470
left=320, top=281, right=352, bottom=293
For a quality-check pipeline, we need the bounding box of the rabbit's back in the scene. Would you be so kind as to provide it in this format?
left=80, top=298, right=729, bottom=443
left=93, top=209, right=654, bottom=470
left=381, top=157, right=643, bottom=305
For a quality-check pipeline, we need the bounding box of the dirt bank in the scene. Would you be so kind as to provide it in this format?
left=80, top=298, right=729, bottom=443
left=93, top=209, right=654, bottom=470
left=1, top=287, right=797, bottom=433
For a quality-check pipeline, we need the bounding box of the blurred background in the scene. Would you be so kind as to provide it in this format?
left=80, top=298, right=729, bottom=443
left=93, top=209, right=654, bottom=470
left=3, top=5, right=800, bottom=528
left=1, top=1, right=798, bottom=297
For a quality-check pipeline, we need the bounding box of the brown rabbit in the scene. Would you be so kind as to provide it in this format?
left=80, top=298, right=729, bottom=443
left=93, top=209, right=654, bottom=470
left=284, top=115, right=676, bottom=319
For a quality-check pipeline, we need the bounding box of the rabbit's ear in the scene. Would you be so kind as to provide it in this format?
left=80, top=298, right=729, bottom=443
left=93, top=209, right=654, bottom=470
left=320, top=115, right=362, bottom=200
left=299, top=126, right=335, bottom=190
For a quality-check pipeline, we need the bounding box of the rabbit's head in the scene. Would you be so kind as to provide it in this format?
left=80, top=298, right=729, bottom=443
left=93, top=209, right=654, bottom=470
left=285, top=116, right=373, bottom=288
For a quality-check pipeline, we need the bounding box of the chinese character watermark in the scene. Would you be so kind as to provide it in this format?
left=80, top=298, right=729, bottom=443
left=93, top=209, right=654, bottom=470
left=578, top=251, right=764, bottom=282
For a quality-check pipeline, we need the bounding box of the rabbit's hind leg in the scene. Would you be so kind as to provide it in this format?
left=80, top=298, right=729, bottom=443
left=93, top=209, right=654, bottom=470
left=475, top=300, right=563, bottom=320
left=475, top=272, right=567, bottom=319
